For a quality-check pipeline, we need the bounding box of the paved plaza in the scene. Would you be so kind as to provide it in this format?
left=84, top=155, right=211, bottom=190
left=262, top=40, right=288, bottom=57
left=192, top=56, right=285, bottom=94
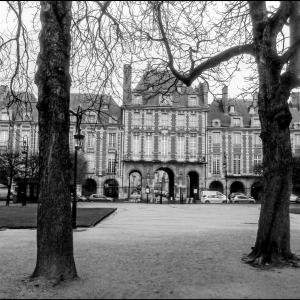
left=1, top=203, right=300, bottom=298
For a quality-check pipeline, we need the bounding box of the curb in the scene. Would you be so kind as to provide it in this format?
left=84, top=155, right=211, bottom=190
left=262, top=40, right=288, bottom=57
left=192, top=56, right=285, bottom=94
left=91, top=208, right=117, bottom=227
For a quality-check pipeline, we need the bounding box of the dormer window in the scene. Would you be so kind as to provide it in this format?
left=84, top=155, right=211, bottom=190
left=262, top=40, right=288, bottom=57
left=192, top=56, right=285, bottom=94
left=70, top=115, right=76, bottom=122
left=148, top=87, right=152, bottom=92
left=253, top=118, right=260, bottom=127
left=103, top=104, right=109, bottom=110
left=249, top=107, right=255, bottom=114
left=132, top=94, right=142, bottom=105
left=293, top=123, right=300, bottom=129
left=233, top=117, right=241, bottom=127
left=177, top=87, right=182, bottom=93
left=229, top=106, right=235, bottom=113
left=189, top=95, right=198, bottom=106
left=1, top=111, right=9, bottom=121
left=212, top=119, right=221, bottom=127
left=159, top=94, right=172, bottom=106
left=22, top=113, right=32, bottom=121
left=109, top=116, right=117, bottom=124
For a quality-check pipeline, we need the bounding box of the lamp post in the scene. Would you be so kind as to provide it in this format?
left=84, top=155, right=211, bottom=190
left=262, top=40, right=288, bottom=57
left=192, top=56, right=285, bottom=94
left=223, top=152, right=228, bottom=202
left=113, top=151, right=118, bottom=202
left=21, top=135, right=29, bottom=206
left=146, top=184, right=150, bottom=203
left=72, top=105, right=84, bottom=229
left=160, top=172, right=165, bottom=204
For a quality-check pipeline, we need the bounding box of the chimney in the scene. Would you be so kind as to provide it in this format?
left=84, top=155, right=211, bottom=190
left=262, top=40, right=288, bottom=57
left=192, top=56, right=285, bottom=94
left=199, top=82, right=208, bottom=106
left=222, top=86, right=228, bottom=114
left=253, top=92, right=258, bottom=108
left=291, top=92, right=300, bottom=110
left=123, top=64, right=132, bottom=105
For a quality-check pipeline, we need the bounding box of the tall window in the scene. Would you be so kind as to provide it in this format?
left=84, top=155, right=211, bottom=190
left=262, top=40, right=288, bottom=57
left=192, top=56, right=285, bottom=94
left=213, top=154, right=220, bottom=174
left=233, top=154, right=241, bottom=174
left=161, top=113, right=169, bottom=127
left=132, top=94, right=142, bottom=105
left=87, top=132, right=95, bottom=148
left=86, top=113, right=96, bottom=123
left=177, top=136, right=185, bottom=158
left=21, top=130, right=30, bottom=151
left=253, top=118, right=260, bottom=127
left=108, top=133, right=116, bottom=148
left=107, top=153, right=116, bottom=173
left=295, top=134, right=300, bottom=148
left=189, top=96, right=198, bottom=106
left=145, top=113, right=152, bottom=126
left=132, top=134, right=140, bottom=155
left=133, top=112, right=140, bottom=126
left=233, top=132, right=241, bottom=147
left=177, top=114, right=185, bottom=127
left=86, top=153, right=95, bottom=172
left=189, top=114, right=197, bottom=128
left=253, top=133, right=262, bottom=147
left=233, top=118, right=240, bottom=126
left=0, top=130, right=8, bottom=145
left=212, top=132, right=221, bottom=146
left=253, top=155, right=262, bottom=168
left=159, top=94, right=172, bottom=106
left=161, top=135, right=168, bottom=157
left=190, top=136, right=197, bottom=157
left=145, top=135, right=152, bottom=158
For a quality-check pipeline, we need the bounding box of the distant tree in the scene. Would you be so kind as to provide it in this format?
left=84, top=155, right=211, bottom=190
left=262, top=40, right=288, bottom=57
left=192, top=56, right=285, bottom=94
left=0, top=151, right=22, bottom=206
left=253, top=163, right=263, bottom=176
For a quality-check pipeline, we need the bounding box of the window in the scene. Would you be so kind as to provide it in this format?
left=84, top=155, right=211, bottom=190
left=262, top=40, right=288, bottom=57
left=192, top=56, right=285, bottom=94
left=86, top=114, right=96, bottom=123
left=249, top=107, right=255, bottom=114
left=161, top=135, right=168, bottom=157
left=145, top=135, right=152, bottom=158
left=145, top=113, right=153, bottom=126
left=132, top=94, right=142, bottom=105
left=87, top=132, right=95, bottom=148
left=189, top=96, right=198, bottom=106
left=70, top=115, right=76, bottom=122
left=159, top=94, right=172, bottom=106
left=213, top=154, right=220, bottom=174
left=23, top=113, right=32, bottom=121
left=108, top=133, right=116, bottom=148
left=177, top=136, right=185, bottom=159
left=133, top=112, right=140, bottom=126
left=233, top=154, right=241, bottom=174
left=177, top=86, right=182, bottom=93
left=233, top=132, right=241, bottom=147
left=132, top=134, right=140, bottom=155
left=253, top=118, right=260, bottom=127
left=86, top=153, right=95, bottom=172
left=109, top=117, right=117, bottom=124
left=190, top=136, right=197, bottom=157
left=103, top=104, right=108, bottom=110
left=177, top=114, right=185, bottom=127
left=189, top=115, right=198, bottom=128
left=253, top=155, right=262, bottom=168
left=21, top=130, right=30, bottom=150
left=295, top=134, right=300, bottom=149
left=107, top=153, right=116, bottom=173
left=233, top=118, right=240, bottom=126
left=253, top=133, right=262, bottom=147
left=1, top=111, right=9, bottom=120
left=161, top=113, right=169, bottom=127
left=0, top=130, right=8, bottom=145
left=212, top=132, right=221, bottom=147
left=229, top=106, right=235, bottom=113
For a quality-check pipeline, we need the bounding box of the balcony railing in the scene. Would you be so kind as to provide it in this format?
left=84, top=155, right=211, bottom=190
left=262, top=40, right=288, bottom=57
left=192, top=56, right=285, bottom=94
left=253, top=144, right=262, bottom=148
left=233, top=143, right=241, bottom=148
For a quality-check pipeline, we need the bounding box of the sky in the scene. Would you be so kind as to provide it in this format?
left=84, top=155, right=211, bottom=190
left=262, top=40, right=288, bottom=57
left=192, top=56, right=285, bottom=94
left=0, top=1, right=296, bottom=105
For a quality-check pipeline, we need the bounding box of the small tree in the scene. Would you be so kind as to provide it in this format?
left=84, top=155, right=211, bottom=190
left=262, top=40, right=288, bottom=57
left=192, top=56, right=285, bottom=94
left=0, top=151, right=22, bottom=206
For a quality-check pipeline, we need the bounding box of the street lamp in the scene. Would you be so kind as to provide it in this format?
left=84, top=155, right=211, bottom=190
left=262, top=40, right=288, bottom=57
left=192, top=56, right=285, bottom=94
left=113, top=151, right=118, bottom=202
left=160, top=172, right=165, bottom=204
left=21, top=135, right=29, bottom=206
left=223, top=152, right=228, bottom=202
left=72, top=105, right=84, bottom=229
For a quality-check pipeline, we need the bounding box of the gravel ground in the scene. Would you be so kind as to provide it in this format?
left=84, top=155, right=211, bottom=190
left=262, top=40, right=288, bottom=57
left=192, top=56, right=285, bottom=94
left=1, top=203, right=300, bottom=299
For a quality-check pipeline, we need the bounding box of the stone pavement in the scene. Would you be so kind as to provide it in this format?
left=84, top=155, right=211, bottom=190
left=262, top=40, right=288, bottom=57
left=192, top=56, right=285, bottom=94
left=1, top=203, right=300, bottom=299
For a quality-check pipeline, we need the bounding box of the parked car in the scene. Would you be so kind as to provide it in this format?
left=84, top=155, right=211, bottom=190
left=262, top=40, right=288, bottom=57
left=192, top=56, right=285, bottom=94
left=229, top=192, right=255, bottom=201
left=77, top=195, right=88, bottom=202
left=0, top=188, right=15, bottom=200
left=130, top=191, right=141, bottom=199
left=295, top=196, right=300, bottom=203
left=201, top=191, right=228, bottom=203
left=87, top=194, right=114, bottom=202
left=203, top=195, right=228, bottom=204
left=230, top=195, right=256, bottom=204
left=290, top=194, right=298, bottom=202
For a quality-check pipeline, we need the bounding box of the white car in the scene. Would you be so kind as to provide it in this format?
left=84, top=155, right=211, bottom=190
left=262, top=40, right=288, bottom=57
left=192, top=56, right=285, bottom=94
left=290, top=194, right=298, bottom=202
left=203, top=195, right=228, bottom=204
left=231, top=195, right=256, bottom=204
left=87, top=194, right=114, bottom=202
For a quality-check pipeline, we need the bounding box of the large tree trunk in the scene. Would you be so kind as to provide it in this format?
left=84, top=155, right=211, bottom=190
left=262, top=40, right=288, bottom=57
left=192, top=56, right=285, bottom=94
left=32, top=1, right=77, bottom=281
left=244, top=2, right=300, bottom=267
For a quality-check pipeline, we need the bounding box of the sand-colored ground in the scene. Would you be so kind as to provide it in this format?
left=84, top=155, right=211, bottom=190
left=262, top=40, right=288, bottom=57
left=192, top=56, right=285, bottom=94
left=1, top=203, right=300, bottom=299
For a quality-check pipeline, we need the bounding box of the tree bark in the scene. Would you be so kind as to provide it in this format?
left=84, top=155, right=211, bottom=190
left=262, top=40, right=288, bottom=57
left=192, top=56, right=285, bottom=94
left=244, top=1, right=300, bottom=267
left=32, top=1, right=77, bottom=281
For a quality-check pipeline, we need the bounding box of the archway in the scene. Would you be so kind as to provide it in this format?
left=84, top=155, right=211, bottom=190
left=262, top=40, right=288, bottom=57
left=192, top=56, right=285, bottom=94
left=209, top=181, right=224, bottom=193
left=187, top=171, right=200, bottom=199
left=251, top=181, right=263, bottom=200
left=129, top=171, right=142, bottom=197
left=230, top=181, right=245, bottom=194
left=104, top=179, right=119, bottom=198
left=82, top=178, right=97, bottom=196
left=154, top=167, right=175, bottom=198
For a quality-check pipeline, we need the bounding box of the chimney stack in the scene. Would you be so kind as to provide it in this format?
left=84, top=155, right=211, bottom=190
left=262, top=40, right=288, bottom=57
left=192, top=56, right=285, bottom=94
left=199, top=82, right=208, bottom=106
left=123, top=64, right=132, bottom=105
left=222, top=86, right=228, bottom=114
left=253, top=92, right=258, bottom=108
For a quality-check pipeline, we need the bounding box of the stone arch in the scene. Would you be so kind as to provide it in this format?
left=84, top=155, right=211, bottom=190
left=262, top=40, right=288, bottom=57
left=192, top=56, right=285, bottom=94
left=154, top=167, right=175, bottom=198
left=230, top=180, right=245, bottom=194
left=129, top=170, right=142, bottom=197
left=82, top=177, right=97, bottom=197
left=187, top=171, right=200, bottom=199
left=251, top=180, right=263, bottom=200
left=209, top=180, right=224, bottom=193
left=103, top=178, right=119, bottom=198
